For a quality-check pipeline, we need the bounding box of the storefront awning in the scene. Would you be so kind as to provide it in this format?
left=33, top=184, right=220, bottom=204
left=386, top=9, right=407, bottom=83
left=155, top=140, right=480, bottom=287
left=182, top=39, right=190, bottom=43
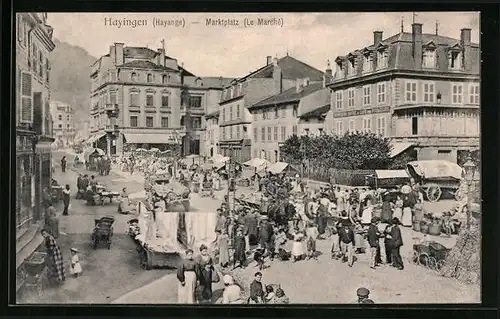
left=390, top=142, right=415, bottom=158
left=86, top=132, right=106, bottom=144
left=123, top=133, right=176, bottom=144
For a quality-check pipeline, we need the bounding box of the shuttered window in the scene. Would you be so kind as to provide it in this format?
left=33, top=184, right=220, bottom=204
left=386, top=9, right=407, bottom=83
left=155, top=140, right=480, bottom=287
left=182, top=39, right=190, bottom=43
left=20, top=72, right=33, bottom=122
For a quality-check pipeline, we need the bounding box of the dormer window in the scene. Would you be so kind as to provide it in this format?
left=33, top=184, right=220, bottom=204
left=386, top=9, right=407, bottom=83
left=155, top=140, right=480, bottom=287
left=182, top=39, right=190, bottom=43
left=448, top=49, right=463, bottom=70
left=376, top=49, right=388, bottom=69
left=131, top=72, right=138, bottom=82
left=147, top=74, right=153, bottom=83
left=347, top=55, right=356, bottom=76
left=362, top=51, right=373, bottom=73
left=335, top=57, right=345, bottom=78
left=422, top=50, right=436, bottom=69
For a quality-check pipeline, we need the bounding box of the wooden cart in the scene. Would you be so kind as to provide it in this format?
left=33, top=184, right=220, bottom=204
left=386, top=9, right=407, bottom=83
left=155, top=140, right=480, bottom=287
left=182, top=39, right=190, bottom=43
left=406, top=160, right=463, bottom=202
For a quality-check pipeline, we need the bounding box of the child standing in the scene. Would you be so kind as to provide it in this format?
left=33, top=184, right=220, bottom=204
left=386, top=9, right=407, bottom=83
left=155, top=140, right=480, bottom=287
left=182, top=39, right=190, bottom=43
left=70, top=248, right=82, bottom=278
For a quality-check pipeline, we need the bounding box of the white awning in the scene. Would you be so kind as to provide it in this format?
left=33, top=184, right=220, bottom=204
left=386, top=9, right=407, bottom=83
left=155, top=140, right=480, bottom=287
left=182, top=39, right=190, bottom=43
left=390, top=142, right=415, bottom=158
left=123, top=133, right=176, bottom=144
left=375, top=170, right=409, bottom=179
left=86, top=132, right=106, bottom=144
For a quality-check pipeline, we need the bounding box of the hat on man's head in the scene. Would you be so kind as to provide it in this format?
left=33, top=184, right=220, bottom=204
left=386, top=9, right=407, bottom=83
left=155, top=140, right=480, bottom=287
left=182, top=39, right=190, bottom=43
left=356, top=287, right=370, bottom=298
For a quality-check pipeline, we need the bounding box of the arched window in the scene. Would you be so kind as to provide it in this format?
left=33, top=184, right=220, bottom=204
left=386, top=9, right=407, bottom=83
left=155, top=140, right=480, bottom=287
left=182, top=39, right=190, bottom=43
left=162, top=75, right=168, bottom=84
left=131, top=72, right=138, bottom=82
left=147, top=74, right=153, bottom=83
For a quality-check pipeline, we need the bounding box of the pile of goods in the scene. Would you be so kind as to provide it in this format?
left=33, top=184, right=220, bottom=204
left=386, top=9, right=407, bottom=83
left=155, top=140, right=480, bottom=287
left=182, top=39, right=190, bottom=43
left=127, top=219, right=140, bottom=237
left=439, top=224, right=480, bottom=285
left=144, top=239, right=180, bottom=253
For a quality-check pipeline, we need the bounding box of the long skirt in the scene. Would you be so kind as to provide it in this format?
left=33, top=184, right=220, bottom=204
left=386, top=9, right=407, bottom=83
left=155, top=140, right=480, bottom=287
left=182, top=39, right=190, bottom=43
left=292, top=241, right=305, bottom=257
left=354, top=233, right=365, bottom=250
left=178, top=271, right=197, bottom=304
left=49, top=249, right=65, bottom=282
left=394, top=207, right=403, bottom=221
left=317, top=216, right=327, bottom=235
left=401, top=207, right=412, bottom=227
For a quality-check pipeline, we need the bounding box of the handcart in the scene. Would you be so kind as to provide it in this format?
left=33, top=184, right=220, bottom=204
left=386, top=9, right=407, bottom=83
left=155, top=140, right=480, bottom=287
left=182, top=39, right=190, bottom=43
left=91, top=216, right=115, bottom=249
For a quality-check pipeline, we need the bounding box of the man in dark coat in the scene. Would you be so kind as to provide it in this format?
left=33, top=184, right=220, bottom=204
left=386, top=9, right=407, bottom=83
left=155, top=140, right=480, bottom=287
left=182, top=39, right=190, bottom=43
left=258, top=216, right=273, bottom=252
left=338, top=221, right=355, bottom=267
left=232, top=227, right=246, bottom=269
left=244, top=209, right=259, bottom=250
left=367, top=217, right=380, bottom=269
left=249, top=272, right=264, bottom=304
left=389, top=217, right=404, bottom=270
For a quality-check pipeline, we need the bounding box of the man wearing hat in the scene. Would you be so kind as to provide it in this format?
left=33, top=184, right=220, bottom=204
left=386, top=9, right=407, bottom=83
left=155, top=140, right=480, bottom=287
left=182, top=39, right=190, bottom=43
left=258, top=215, right=274, bottom=254
left=338, top=215, right=355, bottom=266
left=388, top=217, right=404, bottom=270
left=355, top=287, right=371, bottom=303
left=367, top=217, right=381, bottom=269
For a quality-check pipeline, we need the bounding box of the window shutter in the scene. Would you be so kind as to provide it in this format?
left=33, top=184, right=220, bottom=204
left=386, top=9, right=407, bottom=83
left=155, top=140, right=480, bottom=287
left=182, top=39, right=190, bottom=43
left=20, top=72, right=33, bottom=123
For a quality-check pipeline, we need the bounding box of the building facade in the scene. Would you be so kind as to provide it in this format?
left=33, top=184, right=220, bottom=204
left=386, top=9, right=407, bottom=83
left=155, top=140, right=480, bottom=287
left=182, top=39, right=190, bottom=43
left=15, top=13, right=55, bottom=237
left=50, top=100, right=76, bottom=147
left=88, top=43, right=230, bottom=156
left=218, top=55, right=324, bottom=163
left=326, top=24, right=480, bottom=163
left=249, top=78, right=330, bottom=163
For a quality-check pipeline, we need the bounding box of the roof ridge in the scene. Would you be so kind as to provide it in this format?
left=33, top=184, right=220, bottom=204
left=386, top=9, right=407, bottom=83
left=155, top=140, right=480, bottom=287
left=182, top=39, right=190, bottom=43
left=280, top=55, right=324, bottom=75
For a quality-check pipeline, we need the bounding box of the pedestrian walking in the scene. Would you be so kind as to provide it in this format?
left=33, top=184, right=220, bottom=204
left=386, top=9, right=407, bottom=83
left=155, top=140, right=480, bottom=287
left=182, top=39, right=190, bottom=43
left=338, top=220, right=355, bottom=267
left=305, top=221, right=319, bottom=260
left=69, top=248, right=82, bottom=278
left=367, top=217, right=380, bottom=269
left=388, top=217, right=404, bottom=270
left=217, top=229, right=230, bottom=268
left=232, top=228, right=246, bottom=269
left=177, top=249, right=198, bottom=304
left=41, top=229, right=65, bottom=284
left=62, top=184, right=71, bottom=216
left=60, top=156, right=67, bottom=173
left=196, top=260, right=219, bottom=304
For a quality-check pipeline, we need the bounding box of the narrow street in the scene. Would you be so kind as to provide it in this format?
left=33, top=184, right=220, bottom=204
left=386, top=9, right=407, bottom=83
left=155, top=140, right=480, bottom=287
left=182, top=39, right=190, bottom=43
left=19, top=152, right=168, bottom=304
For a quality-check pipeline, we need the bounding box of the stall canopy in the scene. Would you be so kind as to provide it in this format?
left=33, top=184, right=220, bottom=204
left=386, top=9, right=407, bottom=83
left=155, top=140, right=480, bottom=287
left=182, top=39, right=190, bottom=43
left=123, top=133, right=176, bottom=144
left=375, top=170, right=410, bottom=179
left=86, top=132, right=106, bottom=145
left=406, top=160, right=463, bottom=180
left=390, top=142, right=415, bottom=158
left=243, top=158, right=270, bottom=171
left=84, top=148, right=105, bottom=161
left=267, top=162, right=297, bottom=174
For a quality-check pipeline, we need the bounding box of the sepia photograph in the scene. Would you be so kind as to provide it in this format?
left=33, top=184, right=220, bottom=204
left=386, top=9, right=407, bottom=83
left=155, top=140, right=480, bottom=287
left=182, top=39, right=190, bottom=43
left=14, top=11, right=481, bottom=305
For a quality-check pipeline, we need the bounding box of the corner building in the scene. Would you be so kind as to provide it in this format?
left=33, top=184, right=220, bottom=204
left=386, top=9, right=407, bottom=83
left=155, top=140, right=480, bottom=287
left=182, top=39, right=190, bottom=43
left=326, top=23, right=480, bottom=163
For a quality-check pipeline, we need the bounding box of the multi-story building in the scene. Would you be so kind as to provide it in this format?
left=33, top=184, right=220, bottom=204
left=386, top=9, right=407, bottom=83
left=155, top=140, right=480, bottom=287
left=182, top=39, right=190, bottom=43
left=88, top=43, right=230, bottom=156
left=50, top=100, right=76, bottom=147
left=218, top=55, right=324, bottom=162
left=326, top=23, right=480, bottom=163
left=15, top=13, right=55, bottom=239
left=248, top=72, right=331, bottom=163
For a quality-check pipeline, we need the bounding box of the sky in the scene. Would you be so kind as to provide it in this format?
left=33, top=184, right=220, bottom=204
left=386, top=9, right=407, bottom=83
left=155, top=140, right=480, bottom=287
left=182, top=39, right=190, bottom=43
left=47, top=12, right=480, bottom=78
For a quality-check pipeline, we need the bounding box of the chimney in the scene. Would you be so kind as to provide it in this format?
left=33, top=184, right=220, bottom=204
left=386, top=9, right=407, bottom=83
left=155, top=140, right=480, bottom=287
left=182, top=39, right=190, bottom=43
left=157, top=48, right=165, bottom=66
left=373, top=31, right=383, bottom=45
left=322, top=74, right=327, bottom=88
left=412, top=23, right=423, bottom=69
left=115, top=43, right=124, bottom=65
left=461, top=28, right=472, bottom=71
left=109, top=45, right=116, bottom=65
left=296, top=79, right=303, bottom=93
left=273, top=61, right=282, bottom=93
left=266, top=56, right=272, bottom=65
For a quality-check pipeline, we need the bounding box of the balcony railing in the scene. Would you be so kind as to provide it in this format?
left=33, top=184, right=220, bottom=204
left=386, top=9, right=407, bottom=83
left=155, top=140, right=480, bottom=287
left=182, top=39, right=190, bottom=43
left=105, top=103, right=119, bottom=112
left=104, top=124, right=119, bottom=133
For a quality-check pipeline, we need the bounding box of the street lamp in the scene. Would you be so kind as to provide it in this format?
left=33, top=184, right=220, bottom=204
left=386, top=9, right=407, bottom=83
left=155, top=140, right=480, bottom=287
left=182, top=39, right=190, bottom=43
left=463, top=158, right=476, bottom=229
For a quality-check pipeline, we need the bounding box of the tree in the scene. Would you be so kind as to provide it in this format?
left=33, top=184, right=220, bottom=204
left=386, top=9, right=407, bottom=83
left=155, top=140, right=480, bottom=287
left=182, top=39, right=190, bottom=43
left=280, top=131, right=394, bottom=170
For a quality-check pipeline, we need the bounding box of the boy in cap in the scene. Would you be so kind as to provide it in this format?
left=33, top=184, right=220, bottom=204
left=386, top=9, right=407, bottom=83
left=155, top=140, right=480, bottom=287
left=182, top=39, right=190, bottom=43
left=355, top=287, right=371, bottom=303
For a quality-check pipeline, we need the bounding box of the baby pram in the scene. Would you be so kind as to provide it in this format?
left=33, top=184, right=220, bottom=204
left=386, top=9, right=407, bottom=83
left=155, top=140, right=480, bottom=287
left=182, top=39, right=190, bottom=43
left=91, top=216, right=115, bottom=249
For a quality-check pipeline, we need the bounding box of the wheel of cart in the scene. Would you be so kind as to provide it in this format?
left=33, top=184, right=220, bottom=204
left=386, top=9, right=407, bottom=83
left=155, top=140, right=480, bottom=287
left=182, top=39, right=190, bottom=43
left=425, top=184, right=442, bottom=202
left=408, top=250, right=420, bottom=264
left=436, top=259, right=446, bottom=271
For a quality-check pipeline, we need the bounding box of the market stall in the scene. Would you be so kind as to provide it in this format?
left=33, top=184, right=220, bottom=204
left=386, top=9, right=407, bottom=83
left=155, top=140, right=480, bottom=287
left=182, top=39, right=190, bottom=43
left=266, top=162, right=298, bottom=175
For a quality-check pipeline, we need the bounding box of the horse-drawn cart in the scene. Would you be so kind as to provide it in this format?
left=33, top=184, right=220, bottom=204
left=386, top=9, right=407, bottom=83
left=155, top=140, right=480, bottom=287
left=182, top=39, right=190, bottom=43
left=406, top=160, right=463, bottom=202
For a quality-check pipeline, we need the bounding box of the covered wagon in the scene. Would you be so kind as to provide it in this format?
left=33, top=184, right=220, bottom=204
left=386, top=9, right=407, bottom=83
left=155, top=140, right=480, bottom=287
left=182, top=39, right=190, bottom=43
left=406, top=160, right=463, bottom=202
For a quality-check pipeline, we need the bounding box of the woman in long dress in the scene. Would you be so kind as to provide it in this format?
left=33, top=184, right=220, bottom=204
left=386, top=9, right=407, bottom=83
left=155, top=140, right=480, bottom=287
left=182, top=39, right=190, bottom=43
left=41, top=229, right=65, bottom=284
left=177, top=249, right=198, bottom=304
left=217, top=229, right=230, bottom=268
left=394, top=196, right=403, bottom=221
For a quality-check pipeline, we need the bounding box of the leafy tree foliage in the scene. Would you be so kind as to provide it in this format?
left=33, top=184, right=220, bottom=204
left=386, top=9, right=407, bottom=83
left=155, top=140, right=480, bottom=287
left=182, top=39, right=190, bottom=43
left=281, top=131, right=395, bottom=170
